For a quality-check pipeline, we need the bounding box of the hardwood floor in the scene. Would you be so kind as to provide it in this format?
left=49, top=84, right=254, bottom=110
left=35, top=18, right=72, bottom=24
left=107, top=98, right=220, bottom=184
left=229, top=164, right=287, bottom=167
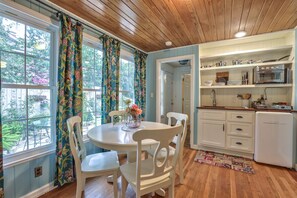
left=40, top=147, right=297, bottom=198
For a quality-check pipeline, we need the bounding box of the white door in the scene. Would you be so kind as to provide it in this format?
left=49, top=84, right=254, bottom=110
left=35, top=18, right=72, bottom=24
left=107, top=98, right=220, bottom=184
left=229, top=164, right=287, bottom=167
left=182, top=74, right=191, bottom=125
left=161, top=71, right=173, bottom=124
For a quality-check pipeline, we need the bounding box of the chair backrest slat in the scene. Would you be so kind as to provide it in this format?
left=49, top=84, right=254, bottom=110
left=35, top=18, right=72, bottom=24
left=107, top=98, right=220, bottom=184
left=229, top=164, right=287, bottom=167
left=109, top=110, right=126, bottom=124
left=67, top=116, right=86, bottom=172
left=133, top=125, right=183, bottom=188
left=167, top=112, right=188, bottom=146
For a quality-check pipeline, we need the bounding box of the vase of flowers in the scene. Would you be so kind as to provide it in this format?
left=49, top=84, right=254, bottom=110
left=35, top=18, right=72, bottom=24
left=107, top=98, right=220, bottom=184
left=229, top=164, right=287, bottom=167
left=124, top=99, right=142, bottom=128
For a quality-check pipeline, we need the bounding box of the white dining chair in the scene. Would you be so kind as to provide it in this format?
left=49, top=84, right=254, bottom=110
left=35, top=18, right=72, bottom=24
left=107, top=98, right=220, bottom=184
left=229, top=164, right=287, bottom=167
left=120, top=125, right=183, bottom=198
left=147, top=112, right=188, bottom=184
left=67, top=116, right=120, bottom=198
left=109, top=110, right=126, bottom=125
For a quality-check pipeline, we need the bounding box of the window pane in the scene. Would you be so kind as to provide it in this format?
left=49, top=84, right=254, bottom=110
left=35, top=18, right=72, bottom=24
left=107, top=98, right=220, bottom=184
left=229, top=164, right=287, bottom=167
left=82, top=45, right=94, bottom=70
left=28, top=117, right=51, bottom=149
left=26, top=26, right=50, bottom=59
left=94, top=50, right=102, bottom=88
left=82, top=112, right=95, bottom=132
left=26, top=57, right=50, bottom=85
left=2, top=120, right=26, bottom=155
left=83, top=68, right=95, bottom=89
left=0, top=51, right=25, bottom=84
left=1, top=88, right=26, bottom=121
left=0, top=16, right=25, bottom=52
left=28, top=89, right=50, bottom=118
left=119, top=57, right=135, bottom=109
left=83, top=91, right=95, bottom=112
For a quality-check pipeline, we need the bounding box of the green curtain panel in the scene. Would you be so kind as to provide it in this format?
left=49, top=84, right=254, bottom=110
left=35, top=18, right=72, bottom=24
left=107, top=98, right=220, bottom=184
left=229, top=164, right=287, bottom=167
left=100, top=35, right=121, bottom=124
left=0, top=67, right=3, bottom=197
left=55, top=14, right=83, bottom=187
left=134, top=50, right=147, bottom=119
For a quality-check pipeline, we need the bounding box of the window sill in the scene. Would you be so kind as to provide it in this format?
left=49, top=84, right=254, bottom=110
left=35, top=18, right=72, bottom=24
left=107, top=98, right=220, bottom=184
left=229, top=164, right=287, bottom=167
left=4, top=138, right=91, bottom=169
left=4, top=144, right=56, bottom=169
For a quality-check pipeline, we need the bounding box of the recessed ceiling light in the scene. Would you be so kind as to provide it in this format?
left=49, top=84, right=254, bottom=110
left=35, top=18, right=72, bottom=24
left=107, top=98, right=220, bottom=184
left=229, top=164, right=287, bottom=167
left=165, top=41, right=172, bottom=47
left=234, top=31, right=247, bottom=38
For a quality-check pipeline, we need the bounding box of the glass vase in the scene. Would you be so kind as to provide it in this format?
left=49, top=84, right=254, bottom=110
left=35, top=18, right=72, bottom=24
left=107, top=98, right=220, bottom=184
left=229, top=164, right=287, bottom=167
left=126, top=115, right=141, bottom=129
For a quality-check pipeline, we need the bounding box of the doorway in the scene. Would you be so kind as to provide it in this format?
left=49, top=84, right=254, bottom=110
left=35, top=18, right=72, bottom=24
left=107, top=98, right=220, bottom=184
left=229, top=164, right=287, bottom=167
left=156, top=55, right=195, bottom=148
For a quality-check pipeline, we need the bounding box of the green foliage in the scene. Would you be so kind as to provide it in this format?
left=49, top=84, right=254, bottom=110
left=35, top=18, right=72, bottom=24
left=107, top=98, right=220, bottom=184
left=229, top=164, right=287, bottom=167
left=2, top=122, right=23, bottom=153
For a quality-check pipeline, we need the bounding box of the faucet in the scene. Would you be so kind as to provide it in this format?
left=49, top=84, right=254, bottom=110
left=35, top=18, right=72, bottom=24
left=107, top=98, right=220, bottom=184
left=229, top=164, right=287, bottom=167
left=210, top=89, right=216, bottom=107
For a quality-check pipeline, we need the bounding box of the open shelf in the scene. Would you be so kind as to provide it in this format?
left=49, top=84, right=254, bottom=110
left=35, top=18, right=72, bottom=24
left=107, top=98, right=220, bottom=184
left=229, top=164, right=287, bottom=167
left=200, top=84, right=293, bottom=89
left=200, top=60, right=292, bottom=71
left=200, top=45, right=293, bottom=60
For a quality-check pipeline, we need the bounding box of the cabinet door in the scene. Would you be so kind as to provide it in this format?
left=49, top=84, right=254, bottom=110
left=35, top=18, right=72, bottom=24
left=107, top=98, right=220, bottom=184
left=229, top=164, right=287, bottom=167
left=199, top=120, right=225, bottom=148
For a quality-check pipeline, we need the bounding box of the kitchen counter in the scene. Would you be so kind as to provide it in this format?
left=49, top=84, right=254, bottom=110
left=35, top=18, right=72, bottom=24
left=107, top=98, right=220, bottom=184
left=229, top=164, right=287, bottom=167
left=197, top=106, right=297, bottom=113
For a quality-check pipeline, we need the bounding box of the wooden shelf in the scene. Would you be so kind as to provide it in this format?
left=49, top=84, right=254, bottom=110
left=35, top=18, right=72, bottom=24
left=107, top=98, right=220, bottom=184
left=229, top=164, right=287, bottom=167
left=200, top=45, right=293, bottom=60
left=200, top=60, right=292, bottom=71
left=200, top=84, right=293, bottom=89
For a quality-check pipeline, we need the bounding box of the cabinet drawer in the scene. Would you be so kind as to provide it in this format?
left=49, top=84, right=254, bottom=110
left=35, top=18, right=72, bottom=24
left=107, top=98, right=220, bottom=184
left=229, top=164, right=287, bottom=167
left=227, top=136, right=253, bottom=152
left=199, top=110, right=225, bottom=121
left=227, top=123, right=253, bottom=137
left=227, top=111, right=254, bottom=123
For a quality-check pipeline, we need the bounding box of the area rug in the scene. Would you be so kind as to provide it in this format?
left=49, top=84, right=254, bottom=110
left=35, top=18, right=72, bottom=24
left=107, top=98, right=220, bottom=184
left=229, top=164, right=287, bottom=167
left=194, top=150, right=255, bottom=174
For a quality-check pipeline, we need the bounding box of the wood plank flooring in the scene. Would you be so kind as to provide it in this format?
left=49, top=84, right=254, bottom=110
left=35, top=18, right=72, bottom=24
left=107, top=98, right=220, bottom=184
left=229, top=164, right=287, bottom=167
left=40, top=146, right=297, bottom=198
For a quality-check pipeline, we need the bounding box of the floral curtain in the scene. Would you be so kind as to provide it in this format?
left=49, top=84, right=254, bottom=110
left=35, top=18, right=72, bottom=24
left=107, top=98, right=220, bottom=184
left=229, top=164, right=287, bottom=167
left=55, top=14, right=83, bottom=187
left=134, top=50, right=147, bottom=119
left=100, top=35, right=121, bottom=124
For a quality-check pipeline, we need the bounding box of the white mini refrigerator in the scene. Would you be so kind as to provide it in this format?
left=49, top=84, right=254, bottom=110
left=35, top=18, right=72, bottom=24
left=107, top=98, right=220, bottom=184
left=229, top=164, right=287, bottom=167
left=255, top=112, right=293, bottom=168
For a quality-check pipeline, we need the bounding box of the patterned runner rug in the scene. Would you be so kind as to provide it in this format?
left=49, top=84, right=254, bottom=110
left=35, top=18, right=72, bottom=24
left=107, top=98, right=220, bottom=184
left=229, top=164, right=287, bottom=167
left=194, top=150, right=255, bottom=174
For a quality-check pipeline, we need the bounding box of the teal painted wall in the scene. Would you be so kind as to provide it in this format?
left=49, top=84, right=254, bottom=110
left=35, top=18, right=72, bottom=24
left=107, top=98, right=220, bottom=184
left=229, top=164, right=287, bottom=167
left=4, top=142, right=101, bottom=197
left=146, top=45, right=199, bottom=144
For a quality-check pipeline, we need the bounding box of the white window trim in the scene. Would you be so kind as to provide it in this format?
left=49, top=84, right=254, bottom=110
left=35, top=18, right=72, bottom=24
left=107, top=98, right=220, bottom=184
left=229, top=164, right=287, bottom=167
left=1, top=1, right=59, bottom=167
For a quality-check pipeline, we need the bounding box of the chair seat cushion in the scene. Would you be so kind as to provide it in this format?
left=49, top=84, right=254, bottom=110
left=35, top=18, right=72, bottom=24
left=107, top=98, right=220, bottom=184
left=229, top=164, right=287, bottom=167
left=120, top=159, right=171, bottom=190
left=146, top=145, right=175, bottom=159
left=82, top=151, right=119, bottom=173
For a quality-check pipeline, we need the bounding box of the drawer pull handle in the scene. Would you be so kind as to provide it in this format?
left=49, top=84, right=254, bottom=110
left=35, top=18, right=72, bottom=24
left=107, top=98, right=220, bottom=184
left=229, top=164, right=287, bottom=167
left=236, top=116, right=243, bottom=119
left=236, top=128, right=242, bottom=131
left=223, top=124, right=224, bottom=131
left=236, top=142, right=242, bottom=145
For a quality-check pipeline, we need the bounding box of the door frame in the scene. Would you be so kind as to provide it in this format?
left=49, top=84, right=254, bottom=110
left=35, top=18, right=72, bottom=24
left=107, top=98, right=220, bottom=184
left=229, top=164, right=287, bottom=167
left=156, top=54, right=195, bottom=147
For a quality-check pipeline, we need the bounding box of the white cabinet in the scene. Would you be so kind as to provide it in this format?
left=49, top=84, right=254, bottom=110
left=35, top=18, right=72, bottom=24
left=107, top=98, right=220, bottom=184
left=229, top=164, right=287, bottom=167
left=199, top=120, right=225, bottom=148
left=226, top=111, right=254, bottom=153
left=198, top=110, right=226, bottom=148
left=198, top=109, right=255, bottom=158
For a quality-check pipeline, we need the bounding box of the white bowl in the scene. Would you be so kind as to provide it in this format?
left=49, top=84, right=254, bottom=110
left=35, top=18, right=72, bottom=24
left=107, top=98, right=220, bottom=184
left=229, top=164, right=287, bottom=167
left=203, top=80, right=213, bottom=86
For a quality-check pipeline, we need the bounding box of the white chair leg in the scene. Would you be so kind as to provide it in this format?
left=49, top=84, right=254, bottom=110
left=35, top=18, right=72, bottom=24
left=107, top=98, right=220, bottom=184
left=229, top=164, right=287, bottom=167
left=121, top=176, right=128, bottom=198
left=76, top=175, right=83, bottom=198
left=168, top=183, right=174, bottom=198
left=179, top=153, right=184, bottom=184
left=113, top=171, right=118, bottom=198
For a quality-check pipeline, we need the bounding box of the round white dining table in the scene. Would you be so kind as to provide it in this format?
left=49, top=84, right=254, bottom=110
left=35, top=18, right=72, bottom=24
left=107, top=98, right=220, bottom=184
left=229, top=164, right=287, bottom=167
left=87, top=121, right=171, bottom=162
left=88, top=121, right=171, bottom=196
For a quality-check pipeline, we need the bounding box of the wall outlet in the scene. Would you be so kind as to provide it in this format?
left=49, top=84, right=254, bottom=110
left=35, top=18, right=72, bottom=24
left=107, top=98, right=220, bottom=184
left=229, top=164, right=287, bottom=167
left=34, top=166, right=42, bottom=177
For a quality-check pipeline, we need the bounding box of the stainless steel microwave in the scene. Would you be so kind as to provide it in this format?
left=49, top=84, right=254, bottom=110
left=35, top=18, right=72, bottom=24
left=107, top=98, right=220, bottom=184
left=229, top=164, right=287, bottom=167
left=253, top=64, right=291, bottom=84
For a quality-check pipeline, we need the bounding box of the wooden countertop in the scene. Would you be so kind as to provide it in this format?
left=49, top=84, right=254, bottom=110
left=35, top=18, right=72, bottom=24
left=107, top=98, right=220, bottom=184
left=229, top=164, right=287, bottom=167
left=197, top=106, right=297, bottom=113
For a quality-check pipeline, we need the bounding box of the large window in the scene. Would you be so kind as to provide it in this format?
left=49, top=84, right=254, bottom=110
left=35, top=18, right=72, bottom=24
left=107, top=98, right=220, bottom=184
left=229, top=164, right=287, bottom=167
left=0, top=16, right=55, bottom=156
left=119, top=53, right=135, bottom=109
left=82, top=43, right=102, bottom=134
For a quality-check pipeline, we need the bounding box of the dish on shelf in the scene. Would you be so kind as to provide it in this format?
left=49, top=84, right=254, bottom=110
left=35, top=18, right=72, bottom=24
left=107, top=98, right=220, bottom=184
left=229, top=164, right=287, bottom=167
left=203, top=80, right=213, bottom=86
left=227, top=80, right=241, bottom=85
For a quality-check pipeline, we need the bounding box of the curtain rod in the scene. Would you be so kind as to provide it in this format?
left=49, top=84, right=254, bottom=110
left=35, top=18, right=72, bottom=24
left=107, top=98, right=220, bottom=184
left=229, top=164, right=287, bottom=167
left=34, top=0, right=142, bottom=53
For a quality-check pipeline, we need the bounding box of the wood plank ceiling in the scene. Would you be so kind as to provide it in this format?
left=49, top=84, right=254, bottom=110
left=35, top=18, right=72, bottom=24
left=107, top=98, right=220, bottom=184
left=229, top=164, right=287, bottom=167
left=49, top=0, right=297, bottom=52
